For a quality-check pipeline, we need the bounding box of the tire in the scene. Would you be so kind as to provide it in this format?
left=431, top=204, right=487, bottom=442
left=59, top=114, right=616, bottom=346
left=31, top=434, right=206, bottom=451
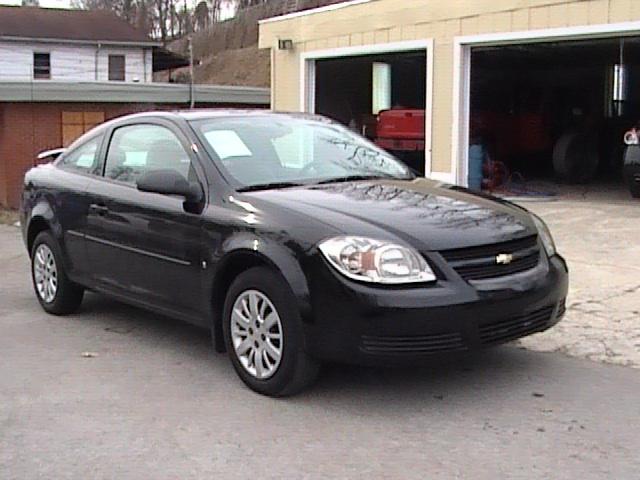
left=552, top=132, right=599, bottom=184
left=625, top=166, right=640, bottom=198
left=31, top=231, right=84, bottom=315
left=222, top=267, right=320, bottom=397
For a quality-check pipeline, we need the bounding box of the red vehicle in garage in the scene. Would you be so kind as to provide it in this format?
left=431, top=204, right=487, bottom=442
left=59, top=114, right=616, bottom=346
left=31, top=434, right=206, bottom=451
left=374, top=109, right=426, bottom=174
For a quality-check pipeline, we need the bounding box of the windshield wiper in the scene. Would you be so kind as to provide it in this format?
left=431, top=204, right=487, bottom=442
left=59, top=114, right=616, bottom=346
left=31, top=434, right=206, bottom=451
left=313, top=174, right=391, bottom=185
left=236, top=181, right=306, bottom=192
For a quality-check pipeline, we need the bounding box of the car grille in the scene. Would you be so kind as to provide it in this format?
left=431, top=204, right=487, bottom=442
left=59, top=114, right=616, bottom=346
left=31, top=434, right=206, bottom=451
left=478, top=305, right=555, bottom=345
left=360, top=300, right=566, bottom=356
left=360, top=332, right=466, bottom=355
left=439, top=235, right=540, bottom=281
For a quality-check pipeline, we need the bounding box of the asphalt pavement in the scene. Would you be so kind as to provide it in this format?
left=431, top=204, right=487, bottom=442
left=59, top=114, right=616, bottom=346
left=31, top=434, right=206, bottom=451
left=1, top=224, right=639, bottom=479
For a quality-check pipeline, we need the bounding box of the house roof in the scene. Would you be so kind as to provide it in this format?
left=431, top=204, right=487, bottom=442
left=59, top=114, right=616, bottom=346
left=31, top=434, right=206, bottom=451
left=0, top=80, right=270, bottom=105
left=0, top=6, right=158, bottom=46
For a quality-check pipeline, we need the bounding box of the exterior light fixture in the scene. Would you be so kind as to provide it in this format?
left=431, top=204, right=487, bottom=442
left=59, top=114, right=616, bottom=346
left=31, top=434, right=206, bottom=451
left=278, top=39, right=294, bottom=50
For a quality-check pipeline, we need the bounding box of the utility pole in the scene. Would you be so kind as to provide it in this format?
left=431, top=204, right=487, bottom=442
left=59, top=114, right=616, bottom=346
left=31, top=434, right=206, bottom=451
left=188, top=36, right=195, bottom=109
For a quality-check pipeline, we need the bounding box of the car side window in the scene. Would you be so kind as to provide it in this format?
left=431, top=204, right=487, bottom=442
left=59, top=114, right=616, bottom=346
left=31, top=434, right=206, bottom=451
left=104, top=124, right=195, bottom=185
left=57, top=135, right=103, bottom=174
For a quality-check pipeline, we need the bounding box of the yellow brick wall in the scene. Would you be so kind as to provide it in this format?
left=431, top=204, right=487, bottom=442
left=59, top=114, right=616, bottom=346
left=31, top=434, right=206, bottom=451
left=260, top=0, right=640, bottom=176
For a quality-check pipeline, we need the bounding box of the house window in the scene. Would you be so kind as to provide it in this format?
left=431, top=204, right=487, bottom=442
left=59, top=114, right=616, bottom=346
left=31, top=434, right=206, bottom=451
left=108, top=55, right=125, bottom=81
left=33, top=53, right=50, bottom=80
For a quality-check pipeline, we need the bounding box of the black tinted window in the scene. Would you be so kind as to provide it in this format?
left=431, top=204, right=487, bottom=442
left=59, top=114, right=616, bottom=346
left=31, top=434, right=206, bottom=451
left=33, top=53, right=50, bottom=80
left=108, top=55, right=125, bottom=81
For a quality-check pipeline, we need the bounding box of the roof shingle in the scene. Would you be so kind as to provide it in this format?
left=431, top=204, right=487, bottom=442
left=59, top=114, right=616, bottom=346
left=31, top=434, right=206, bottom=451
left=0, top=6, right=156, bottom=45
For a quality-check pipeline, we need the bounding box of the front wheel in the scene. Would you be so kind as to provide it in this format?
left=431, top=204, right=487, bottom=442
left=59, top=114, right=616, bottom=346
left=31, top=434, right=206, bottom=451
left=222, top=267, right=320, bottom=397
left=31, top=231, right=84, bottom=315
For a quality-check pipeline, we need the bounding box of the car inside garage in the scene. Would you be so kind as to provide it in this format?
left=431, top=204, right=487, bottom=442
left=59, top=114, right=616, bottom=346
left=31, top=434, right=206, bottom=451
left=468, top=36, right=640, bottom=197
left=312, top=49, right=428, bottom=174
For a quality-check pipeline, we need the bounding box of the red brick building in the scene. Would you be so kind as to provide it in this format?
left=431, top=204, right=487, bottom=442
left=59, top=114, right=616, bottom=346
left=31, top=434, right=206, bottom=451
left=0, top=83, right=269, bottom=208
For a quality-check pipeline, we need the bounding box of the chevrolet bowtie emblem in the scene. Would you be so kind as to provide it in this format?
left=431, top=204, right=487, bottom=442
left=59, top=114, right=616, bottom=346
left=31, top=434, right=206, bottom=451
left=496, top=253, right=513, bottom=265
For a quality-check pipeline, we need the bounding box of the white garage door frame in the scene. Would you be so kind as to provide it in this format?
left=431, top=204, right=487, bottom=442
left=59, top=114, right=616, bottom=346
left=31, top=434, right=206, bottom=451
left=452, top=21, right=640, bottom=187
left=300, top=39, right=435, bottom=177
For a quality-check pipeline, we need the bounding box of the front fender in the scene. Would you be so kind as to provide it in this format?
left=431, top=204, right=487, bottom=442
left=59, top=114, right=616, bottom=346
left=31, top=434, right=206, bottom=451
left=214, top=232, right=313, bottom=322
left=25, top=198, right=61, bottom=249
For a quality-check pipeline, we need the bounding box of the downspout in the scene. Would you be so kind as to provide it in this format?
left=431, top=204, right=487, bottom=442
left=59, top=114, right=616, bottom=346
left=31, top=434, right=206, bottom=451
left=94, top=42, right=101, bottom=80
left=143, top=47, right=148, bottom=82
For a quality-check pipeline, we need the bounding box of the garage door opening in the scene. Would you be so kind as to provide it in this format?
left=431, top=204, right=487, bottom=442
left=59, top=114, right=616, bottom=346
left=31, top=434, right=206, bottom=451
left=467, top=36, right=640, bottom=197
left=312, top=49, right=428, bottom=174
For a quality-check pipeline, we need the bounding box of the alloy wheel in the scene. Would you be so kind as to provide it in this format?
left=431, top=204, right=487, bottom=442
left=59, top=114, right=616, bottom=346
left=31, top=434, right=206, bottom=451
left=33, top=244, right=58, bottom=303
left=230, top=289, right=283, bottom=380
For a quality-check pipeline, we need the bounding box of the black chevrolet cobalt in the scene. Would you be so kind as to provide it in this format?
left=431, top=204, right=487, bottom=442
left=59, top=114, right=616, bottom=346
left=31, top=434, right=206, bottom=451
left=21, top=111, right=568, bottom=396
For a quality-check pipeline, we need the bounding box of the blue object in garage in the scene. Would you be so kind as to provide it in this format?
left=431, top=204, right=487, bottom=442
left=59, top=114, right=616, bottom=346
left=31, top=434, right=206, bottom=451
left=468, top=144, right=485, bottom=190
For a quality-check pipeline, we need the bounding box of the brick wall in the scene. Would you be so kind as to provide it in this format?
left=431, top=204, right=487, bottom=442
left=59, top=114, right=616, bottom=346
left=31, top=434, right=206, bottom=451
left=0, top=101, right=251, bottom=208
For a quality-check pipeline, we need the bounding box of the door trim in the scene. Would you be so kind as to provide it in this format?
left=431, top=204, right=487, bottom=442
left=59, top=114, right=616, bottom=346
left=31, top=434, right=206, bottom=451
left=84, top=233, right=191, bottom=266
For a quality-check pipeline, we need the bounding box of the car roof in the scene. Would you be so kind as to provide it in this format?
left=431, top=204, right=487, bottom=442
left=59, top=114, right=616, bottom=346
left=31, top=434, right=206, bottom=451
left=64, top=109, right=332, bottom=151
left=110, top=109, right=324, bottom=123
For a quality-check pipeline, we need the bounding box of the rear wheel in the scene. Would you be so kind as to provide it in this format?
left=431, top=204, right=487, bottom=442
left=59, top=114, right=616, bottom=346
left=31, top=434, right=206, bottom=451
left=31, top=231, right=84, bottom=315
left=222, top=267, right=320, bottom=396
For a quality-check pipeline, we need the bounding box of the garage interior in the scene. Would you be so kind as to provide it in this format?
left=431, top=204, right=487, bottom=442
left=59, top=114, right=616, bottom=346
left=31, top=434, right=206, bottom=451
left=314, top=50, right=428, bottom=174
left=469, top=36, right=640, bottom=197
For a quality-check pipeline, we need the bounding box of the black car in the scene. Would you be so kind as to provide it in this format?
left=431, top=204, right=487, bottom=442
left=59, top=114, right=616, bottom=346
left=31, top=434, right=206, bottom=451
left=624, top=145, right=640, bottom=198
left=21, top=110, right=568, bottom=396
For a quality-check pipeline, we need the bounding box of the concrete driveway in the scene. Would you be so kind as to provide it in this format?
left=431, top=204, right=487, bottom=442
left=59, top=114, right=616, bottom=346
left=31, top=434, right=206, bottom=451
left=1, top=194, right=639, bottom=478
left=522, top=195, right=640, bottom=368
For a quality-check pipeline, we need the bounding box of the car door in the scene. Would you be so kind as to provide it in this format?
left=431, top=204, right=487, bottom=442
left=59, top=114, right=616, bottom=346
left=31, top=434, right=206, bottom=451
left=84, top=120, right=207, bottom=319
left=51, top=133, right=106, bottom=282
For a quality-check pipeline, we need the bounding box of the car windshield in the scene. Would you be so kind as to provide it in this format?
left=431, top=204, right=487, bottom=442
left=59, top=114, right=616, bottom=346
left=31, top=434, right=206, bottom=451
left=190, top=115, right=414, bottom=190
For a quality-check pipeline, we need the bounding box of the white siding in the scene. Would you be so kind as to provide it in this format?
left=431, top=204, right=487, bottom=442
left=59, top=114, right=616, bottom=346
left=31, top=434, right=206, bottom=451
left=0, top=41, right=152, bottom=82
left=145, top=48, right=153, bottom=82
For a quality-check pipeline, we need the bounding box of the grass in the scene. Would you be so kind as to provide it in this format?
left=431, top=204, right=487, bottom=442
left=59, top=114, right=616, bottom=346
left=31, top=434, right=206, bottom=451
left=0, top=208, right=19, bottom=226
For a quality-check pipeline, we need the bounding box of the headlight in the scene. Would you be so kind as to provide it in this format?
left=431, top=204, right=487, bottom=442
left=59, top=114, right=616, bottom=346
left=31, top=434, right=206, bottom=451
left=318, top=236, right=436, bottom=284
left=532, top=215, right=556, bottom=257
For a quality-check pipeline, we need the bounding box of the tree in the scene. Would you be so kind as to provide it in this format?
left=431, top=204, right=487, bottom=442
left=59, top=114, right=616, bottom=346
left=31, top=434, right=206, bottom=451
left=194, top=1, right=209, bottom=31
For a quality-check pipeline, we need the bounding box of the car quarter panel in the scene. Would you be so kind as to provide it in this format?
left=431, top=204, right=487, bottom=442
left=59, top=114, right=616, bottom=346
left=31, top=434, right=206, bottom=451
left=22, top=164, right=93, bottom=281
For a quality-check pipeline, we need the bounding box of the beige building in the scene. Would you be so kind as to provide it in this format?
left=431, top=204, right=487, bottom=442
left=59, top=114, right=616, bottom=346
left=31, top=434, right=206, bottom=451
left=259, top=0, right=640, bottom=188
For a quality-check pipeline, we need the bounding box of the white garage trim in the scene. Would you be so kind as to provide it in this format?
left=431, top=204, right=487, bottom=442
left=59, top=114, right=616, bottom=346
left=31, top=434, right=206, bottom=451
left=259, top=0, right=371, bottom=25
left=451, top=21, right=640, bottom=187
left=300, top=39, right=435, bottom=178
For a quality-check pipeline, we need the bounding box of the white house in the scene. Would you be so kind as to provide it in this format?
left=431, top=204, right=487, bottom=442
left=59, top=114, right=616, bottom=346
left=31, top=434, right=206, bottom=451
left=0, top=6, right=271, bottom=209
left=0, top=6, right=161, bottom=83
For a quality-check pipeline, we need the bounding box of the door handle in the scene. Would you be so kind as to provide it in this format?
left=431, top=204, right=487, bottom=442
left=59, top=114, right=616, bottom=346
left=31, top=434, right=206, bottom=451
left=89, top=204, right=109, bottom=216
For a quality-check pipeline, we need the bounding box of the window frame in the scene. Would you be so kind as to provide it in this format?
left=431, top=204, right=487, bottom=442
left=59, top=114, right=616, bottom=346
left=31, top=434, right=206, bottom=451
left=33, top=52, right=51, bottom=80
left=100, top=120, right=208, bottom=200
left=108, top=54, right=126, bottom=82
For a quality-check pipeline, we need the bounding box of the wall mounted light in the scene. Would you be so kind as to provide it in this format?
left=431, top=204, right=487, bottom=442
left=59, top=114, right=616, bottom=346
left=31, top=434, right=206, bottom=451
left=278, top=39, right=294, bottom=50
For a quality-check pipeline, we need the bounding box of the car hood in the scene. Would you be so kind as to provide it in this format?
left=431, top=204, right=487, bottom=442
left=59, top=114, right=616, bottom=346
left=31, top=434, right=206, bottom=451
left=243, top=178, right=536, bottom=251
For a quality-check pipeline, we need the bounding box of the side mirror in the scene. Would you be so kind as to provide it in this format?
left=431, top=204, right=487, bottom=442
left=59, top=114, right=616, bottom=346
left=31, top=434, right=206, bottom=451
left=137, top=169, right=203, bottom=204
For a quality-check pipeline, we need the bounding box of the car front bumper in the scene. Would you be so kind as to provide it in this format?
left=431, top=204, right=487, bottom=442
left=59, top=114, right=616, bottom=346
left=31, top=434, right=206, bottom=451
left=303, top=254, right=569, bottom=365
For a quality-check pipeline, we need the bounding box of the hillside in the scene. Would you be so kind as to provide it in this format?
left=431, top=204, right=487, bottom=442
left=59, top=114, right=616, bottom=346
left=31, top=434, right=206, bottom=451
left=156, top=45, right=270, bottom=87
left=161, top=0, right=347, bottom=87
